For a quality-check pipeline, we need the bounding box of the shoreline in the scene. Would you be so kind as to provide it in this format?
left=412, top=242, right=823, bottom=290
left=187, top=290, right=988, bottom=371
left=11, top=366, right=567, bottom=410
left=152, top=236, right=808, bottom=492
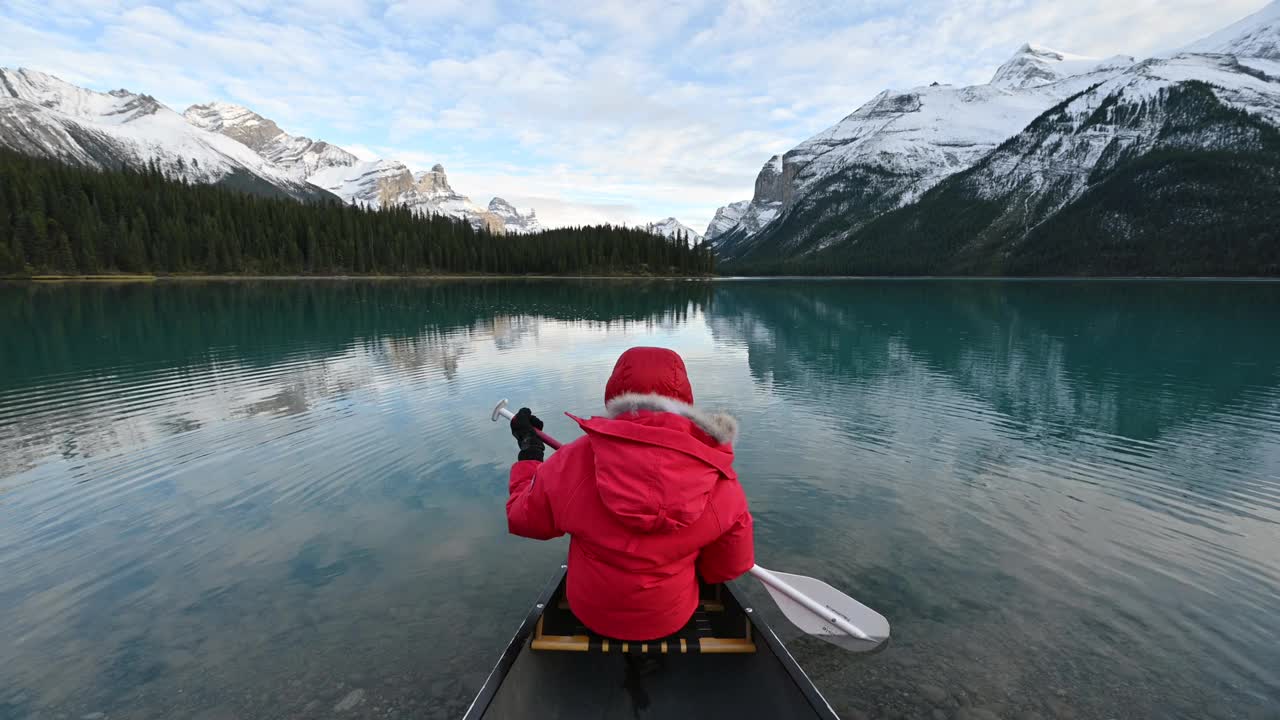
left=5, top=274, right=1279, bottom=283
left=7, top=273, right=714, bottom=282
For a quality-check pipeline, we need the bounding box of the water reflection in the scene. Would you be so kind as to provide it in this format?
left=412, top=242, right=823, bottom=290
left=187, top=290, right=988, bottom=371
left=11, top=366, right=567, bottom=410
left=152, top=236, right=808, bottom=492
left=0, top=280, right=1277, bottom=720
left=709, top=280, right=1280, bottom=720
left=711, top=280, right=1280, bottom=440
left=0, top=281, right=713, bottom=475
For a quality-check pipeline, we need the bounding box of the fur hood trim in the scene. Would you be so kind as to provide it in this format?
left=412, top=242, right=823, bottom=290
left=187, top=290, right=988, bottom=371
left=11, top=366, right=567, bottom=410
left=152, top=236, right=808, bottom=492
left=604, top=393, right=739, bottom=446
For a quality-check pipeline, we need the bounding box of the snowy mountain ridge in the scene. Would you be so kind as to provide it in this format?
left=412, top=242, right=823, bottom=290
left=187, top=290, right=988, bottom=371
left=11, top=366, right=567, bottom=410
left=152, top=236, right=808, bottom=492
left=183, top=101, right=535, bottom=233
left=646, top=217, right=705, bottom=246
left=0, top=67, right=546, bottom=233
left=1184, top=0, right=1280, bottom=58
left=968, top=52, right=1280, bottom=208
left=0, top=67, right=333, bottom=203
left=704, top=201, right=750, bottom=246
left=706, top=44, right=1134, bottom=257
left=990, top=44, right=1134, bottom=90
left=1, top=67, right=164, bottom=123
left=183, top=102, right=359, bottom=181
left=708, top=1, right=1280, bottom=265
left=794, top=53, right=1280, bottom=275
left=487, top=197, right=542, bottom=234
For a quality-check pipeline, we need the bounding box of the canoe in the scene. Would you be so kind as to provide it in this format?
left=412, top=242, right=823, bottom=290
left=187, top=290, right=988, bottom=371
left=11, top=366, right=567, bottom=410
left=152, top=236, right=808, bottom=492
left=463, top=564, right=842, bottom=720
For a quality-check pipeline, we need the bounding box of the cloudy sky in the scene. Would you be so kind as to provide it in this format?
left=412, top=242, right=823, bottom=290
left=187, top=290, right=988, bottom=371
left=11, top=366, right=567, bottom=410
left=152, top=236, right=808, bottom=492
left=1, top=0, right=1270, bottom=231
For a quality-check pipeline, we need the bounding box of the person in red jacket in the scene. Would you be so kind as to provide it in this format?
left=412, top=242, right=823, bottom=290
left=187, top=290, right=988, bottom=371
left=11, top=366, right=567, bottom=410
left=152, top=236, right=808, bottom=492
left=505, top=346, right=754, bottom=641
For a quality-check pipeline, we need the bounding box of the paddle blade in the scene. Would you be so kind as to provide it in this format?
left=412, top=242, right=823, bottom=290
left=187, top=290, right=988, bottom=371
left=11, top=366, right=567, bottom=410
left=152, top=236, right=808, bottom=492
left=757, top=569, right=890, bottom=654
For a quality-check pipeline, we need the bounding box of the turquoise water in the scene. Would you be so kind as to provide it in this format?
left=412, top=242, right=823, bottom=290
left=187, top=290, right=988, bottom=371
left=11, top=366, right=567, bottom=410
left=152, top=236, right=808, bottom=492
left=1, top=279, right=1278, bottom=720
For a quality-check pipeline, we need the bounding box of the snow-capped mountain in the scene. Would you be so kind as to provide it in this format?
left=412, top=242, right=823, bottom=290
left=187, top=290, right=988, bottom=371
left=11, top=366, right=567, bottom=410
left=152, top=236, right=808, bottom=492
left=711, top=44, right=1136, bottom=261
left=970, top=53, right=1280, bottom=206
left=183, top=102, right=517, bottom=233
left=809, top=56, right=1280, bottom=275
left=0, top=69, right=546, bottom=233
left=704, top=200, right=749, bottom=244
left=990, top=44, right=1134, bottom=90
left=725, top=1, right=1280, bottom=275
left=705, top=157, right=784, bottom=246
left=183, top=102, right=358, bottom=180
left=646, top=217, right=705, bottom=246
left=306, top=161, right=504, bottom=232
left=487, top=197, right=542, bottom=234
left=1184, top=0, right=1280, bottom=58
left=0, top=68, right=333, bottom=202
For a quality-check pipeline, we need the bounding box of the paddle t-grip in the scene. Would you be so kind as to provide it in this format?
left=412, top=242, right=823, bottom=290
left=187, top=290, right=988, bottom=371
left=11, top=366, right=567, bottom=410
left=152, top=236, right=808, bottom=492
left=490, top=398, right=563, bottom=450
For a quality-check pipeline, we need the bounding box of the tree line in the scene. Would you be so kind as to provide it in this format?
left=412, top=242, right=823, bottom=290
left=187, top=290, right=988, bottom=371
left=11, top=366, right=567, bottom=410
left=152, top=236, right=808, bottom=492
left=0, top=148, right=715, bottom=276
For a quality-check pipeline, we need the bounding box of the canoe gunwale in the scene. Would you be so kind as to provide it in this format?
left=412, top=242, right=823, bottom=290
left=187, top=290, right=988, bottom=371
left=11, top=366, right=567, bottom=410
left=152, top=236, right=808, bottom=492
left=753, top=610, right=842, bottom=719
left=461, top=564, right=568, bottom=720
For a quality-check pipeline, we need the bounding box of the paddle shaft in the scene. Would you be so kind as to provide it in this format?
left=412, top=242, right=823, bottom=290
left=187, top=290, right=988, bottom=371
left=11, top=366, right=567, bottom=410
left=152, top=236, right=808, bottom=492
left=749, top=565, right=873, bottom=641
left=493, top=405, right=563, bottom=450
left=489, top=400, right=876, bottom=643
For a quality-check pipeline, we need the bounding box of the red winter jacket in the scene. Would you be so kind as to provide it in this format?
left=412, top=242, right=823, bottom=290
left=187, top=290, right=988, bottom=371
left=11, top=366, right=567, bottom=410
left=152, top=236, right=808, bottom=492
left=506, top=385, right=754, bottom=641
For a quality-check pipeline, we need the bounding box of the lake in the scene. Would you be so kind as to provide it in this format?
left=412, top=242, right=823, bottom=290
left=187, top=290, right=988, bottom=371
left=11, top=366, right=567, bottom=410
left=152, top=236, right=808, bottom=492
left=1, top=279, right=1278, bottom=720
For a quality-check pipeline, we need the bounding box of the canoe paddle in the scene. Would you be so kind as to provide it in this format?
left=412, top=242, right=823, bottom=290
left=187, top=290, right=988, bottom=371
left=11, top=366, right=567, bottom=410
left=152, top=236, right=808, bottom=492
left=490, top=398, right=891, bottom=653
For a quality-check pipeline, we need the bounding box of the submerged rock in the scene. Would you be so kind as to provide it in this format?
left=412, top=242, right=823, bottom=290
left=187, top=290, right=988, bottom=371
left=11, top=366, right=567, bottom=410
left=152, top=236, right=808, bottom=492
left=918, top=684, right=950, bottom=706
left=1045, top=697, right=1074, bottom=718
left=334, top=689, right=365, bottom=712
left=955, top=709, right=1003, bottom=720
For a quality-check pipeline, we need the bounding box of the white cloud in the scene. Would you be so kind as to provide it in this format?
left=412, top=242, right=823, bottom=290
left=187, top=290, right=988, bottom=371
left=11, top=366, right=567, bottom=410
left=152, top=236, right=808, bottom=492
left=342, top=143, right=380, bottom=161
left=384, top=0, right=499, bottom=27
left=490, top=195, right=649, bottom=229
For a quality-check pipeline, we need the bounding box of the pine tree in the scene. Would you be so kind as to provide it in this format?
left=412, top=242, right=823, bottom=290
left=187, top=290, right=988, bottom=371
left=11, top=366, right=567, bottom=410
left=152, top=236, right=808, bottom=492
left=107, top=217, right=131, bottom=270
left=305, top=225, right=319, bottom=273
left=27, top=211, right=50, bottom=270
left=11, top=213, right=32, bottom=269
left=50, top=220, right=76, bottom=273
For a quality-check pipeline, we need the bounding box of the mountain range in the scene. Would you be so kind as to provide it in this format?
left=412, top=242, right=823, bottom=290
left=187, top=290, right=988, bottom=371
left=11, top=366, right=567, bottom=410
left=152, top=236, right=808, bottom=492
left=706, top=2, right=1280, bottom=275
left=0, top=70, right=541, bottom=235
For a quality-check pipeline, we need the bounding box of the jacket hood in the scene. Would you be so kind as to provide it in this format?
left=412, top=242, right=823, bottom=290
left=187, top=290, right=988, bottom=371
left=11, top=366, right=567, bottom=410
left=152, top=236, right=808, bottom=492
left=571, top=394, right=738, bottom=534
left=605, top=347, right=695, bottom=406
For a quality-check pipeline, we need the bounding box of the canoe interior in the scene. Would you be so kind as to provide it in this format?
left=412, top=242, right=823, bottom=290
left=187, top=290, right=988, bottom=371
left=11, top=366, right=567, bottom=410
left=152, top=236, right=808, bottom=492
left=464, top=566, right=840, bottom=720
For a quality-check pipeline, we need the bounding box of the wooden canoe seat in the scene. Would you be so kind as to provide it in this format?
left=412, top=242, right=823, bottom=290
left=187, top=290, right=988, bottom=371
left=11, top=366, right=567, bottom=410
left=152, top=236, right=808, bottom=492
left=532, top=579, right=756, bottom=654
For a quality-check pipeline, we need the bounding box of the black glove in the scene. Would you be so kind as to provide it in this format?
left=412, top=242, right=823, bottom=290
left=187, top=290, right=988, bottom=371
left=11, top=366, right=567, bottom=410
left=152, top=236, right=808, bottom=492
left=510, top=407, right=545, bottom=462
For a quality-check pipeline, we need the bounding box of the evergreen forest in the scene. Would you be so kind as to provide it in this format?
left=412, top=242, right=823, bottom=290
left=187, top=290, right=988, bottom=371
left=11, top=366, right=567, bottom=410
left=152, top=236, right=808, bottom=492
left=0, top=149, right=714, bottom=277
